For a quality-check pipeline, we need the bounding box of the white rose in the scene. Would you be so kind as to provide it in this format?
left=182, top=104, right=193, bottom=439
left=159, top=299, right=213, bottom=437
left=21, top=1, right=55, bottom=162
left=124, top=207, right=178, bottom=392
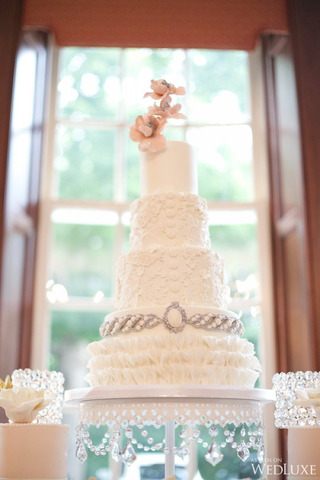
left=0, top=386, right=54, bottom=423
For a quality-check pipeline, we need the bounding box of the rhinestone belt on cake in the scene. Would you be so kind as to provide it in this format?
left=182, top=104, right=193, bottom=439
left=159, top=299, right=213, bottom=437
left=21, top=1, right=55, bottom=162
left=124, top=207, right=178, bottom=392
left=99, top=302, right=244, bottom=337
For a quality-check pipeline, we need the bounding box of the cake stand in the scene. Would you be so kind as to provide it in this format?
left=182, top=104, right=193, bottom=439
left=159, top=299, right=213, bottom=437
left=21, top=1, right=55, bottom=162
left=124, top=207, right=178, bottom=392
left=65, top=385, right=275, bottom=477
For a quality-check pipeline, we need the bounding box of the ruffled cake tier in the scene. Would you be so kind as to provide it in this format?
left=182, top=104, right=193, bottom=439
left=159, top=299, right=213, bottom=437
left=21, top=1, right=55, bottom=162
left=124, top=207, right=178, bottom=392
left=85, top=332, right=261, bottom=388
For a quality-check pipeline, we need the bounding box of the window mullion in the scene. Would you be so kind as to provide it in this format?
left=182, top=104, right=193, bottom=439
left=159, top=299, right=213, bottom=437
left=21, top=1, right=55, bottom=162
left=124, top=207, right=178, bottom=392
left=31, top=44, right=60, bottom=370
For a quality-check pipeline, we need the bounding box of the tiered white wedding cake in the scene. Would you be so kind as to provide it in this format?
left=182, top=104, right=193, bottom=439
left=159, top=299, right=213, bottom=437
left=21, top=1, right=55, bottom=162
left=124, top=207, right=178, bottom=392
left=85, top=80, right=261, bottom=389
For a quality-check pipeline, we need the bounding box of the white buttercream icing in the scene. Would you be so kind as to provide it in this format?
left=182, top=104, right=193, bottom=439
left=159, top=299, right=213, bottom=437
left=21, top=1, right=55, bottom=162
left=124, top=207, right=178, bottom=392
left=140, top=141, right=197, bottom=196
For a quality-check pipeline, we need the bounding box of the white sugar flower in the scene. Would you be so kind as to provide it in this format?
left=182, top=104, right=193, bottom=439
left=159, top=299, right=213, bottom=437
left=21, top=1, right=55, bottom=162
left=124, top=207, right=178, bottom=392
left=0, top=386, right=54, bottom=423
left=293, top=386, right=320, bottom=420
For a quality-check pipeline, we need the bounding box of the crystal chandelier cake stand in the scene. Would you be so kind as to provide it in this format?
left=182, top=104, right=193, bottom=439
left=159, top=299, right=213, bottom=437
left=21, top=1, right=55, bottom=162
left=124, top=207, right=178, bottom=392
left=65, top=385, right=275, bottom=476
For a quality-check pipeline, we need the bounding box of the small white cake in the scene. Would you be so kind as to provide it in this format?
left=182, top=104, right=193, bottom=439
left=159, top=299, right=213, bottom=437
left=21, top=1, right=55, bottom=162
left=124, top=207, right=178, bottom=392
left=0, top=423, right=69, bottom=480
left=0, top=373, right=69, bottom=480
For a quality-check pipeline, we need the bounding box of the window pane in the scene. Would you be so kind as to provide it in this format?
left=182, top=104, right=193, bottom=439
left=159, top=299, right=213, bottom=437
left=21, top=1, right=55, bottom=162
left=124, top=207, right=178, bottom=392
left=188, top=125, right=253, bottom=202
left=123, top=48, right=186, bottom=122
left=165, top=127, right=186, bottom=142
left=57, top=47, right=121, bottom=120
left=209, top=221, right=259, bottom=301
left=49, top=310, right=112, bottom=478
left=51, top=222, right=116, bottom=297
left=241, top=308, right=262, bottom=358
left=49, top=310, right=106, bottom=388
left=54, top=126, right=115, bottom=200
left=234, top=308, right=262, bottom=388
left=188, top=50, right=250, bottom=124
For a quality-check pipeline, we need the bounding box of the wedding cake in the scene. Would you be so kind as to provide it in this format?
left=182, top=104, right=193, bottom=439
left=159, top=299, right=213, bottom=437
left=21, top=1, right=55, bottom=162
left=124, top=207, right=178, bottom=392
left=0, top=372, right=69, bottom=480
left=85, top=80, right=261, bottom=389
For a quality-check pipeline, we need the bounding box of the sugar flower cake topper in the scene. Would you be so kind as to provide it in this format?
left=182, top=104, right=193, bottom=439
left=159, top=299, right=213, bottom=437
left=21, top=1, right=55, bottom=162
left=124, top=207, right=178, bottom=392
left=0, top=374, right=54, bottom=424
left=130, top=79, right=186, bottom=152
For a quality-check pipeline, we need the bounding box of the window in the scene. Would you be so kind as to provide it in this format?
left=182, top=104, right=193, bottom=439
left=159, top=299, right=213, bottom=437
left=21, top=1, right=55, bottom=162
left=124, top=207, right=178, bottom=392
left=32, top=46, right=275, bottom=479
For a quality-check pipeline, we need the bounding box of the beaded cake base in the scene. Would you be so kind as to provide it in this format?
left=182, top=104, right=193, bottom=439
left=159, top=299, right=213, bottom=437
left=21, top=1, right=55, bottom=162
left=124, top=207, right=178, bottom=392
left=65, top=385, right=274, bottom=468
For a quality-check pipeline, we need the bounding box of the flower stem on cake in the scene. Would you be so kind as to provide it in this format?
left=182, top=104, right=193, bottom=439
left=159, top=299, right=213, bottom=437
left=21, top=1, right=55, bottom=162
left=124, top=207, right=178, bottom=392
left=130, top=79, right=187, bottom=152
left=0, top=375, right=54, bottom=423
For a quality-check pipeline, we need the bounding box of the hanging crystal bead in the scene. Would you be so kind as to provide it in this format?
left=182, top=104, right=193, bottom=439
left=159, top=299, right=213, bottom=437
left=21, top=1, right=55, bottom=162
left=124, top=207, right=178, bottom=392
left=205, top=442, right=223, bottom=466
left=257, top=445, right=265, bottom=463
left=75, top=440, right=87, bottom=464
left=177, top=441, right=189, bottom=461
left=209, top=427, right=219, bottom=437
left=125, top=427, right=133, bottom=438
left=121, top=441, right=137, bottom=467
left=112, top=431, right=120, bottom=442
left=112, top=442, right=121, bottom=462
left=237, top=441, right=250, bottom=462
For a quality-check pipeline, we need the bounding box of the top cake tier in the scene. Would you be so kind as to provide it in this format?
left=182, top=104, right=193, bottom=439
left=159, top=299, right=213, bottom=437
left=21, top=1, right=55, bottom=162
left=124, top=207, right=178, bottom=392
left=140, top=141, right=197, bottom=196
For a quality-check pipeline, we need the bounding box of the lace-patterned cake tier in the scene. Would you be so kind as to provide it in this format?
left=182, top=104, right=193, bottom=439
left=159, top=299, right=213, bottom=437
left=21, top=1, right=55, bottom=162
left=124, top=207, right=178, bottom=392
left=115, top=246, right=228, bottom=310
left=130, top=192, right=211, bottom=250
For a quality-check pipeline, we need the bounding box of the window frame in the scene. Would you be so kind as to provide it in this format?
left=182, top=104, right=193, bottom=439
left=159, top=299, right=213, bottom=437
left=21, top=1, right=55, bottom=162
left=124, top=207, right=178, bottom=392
left=31, top=40, right=278, bottom=463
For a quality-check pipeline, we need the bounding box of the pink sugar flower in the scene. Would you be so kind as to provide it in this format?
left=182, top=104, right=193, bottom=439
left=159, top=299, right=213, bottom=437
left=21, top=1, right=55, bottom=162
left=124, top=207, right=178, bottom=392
left=148, top=96, right=187, bottom=119
left=130, top=113, right=167, bottom=152
left=144, top=79, right=186, bottom=100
